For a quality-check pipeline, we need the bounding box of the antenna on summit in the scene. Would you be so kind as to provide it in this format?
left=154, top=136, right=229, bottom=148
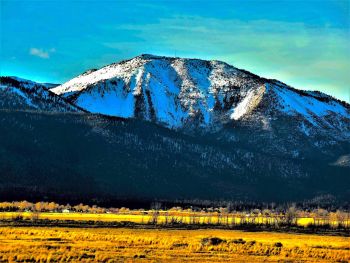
left=174, top=50, right=177, bottom=57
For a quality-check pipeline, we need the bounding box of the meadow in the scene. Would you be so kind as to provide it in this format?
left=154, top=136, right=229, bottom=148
left=1, top=210, right=349, bottom=228
left=1, top=201, right=349, bottom=229
left=0, top=226, right=349, bottom=262
left=1, top=202, right=349, bottom=262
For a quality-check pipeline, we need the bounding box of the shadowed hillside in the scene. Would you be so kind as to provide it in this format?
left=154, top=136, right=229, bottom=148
left=0, top=110, right=349, bottom=205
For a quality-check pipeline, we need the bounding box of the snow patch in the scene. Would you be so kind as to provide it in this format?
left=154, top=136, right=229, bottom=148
left=1, top=86, right=38, bottom=108
left=273, top=84, right=349, bottom=124
left=230, top=86, right=265, bottom=120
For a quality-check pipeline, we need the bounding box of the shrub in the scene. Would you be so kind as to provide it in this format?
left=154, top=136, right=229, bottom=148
left=274, top=242, right=283, bottom=248
left=201, top=237, right=225, bottom=246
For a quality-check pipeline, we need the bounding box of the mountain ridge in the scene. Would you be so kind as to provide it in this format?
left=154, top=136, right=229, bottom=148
left=53, top=54, right=349, bottom=106
left=50, top=54, right=350, bottom=140
left=1, top=55, right=349, bottom=204
left=0, top=76, right=83, bottom=112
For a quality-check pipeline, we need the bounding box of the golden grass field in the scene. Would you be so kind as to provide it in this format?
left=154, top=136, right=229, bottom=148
left=0, top=226, right=349, bottom=262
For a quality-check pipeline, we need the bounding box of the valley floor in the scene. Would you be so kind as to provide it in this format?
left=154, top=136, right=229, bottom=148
left=0, top=226, right=349, bottom=262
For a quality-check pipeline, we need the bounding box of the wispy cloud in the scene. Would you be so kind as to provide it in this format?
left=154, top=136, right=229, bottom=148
left=102, top=16, right=350, bottom=101
left=29, top=48, right=56, bottom=59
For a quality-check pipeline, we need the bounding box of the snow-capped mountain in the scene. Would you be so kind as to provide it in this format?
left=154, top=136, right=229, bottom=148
left=1, top=56, right=349, bottom=203
left=0, top=76, right=81, bottom=112
left=51, top=54, right=350, bottom=139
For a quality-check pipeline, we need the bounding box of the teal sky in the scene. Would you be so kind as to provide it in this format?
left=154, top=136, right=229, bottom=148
left=1, top=0, right=349, bottom=102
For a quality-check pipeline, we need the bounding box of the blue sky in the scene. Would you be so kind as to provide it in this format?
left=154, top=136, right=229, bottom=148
left=1, top=0, right=349, bottom=102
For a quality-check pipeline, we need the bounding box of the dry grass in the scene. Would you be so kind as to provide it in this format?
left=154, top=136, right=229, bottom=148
left=0, top=227, right=349, bottom=262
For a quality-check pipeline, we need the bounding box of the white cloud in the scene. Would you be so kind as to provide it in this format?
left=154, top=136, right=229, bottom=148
left=29, top=47, right=55, bottom=59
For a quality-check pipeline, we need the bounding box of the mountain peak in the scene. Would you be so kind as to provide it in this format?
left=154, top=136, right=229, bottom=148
left=50, top=55, right=350, bottom=139
left=137, top=54, right=168, bottom=60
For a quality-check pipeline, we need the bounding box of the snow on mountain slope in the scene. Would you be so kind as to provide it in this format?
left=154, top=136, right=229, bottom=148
left=0, top=76, right=81, bottom=112
left=51, top=54, right=350, bottom=136
left=267, top=82, right=348, bottom=119
left=264, top=82, right=350, bottom=136
left=51, top=54, right=264, bottom=128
